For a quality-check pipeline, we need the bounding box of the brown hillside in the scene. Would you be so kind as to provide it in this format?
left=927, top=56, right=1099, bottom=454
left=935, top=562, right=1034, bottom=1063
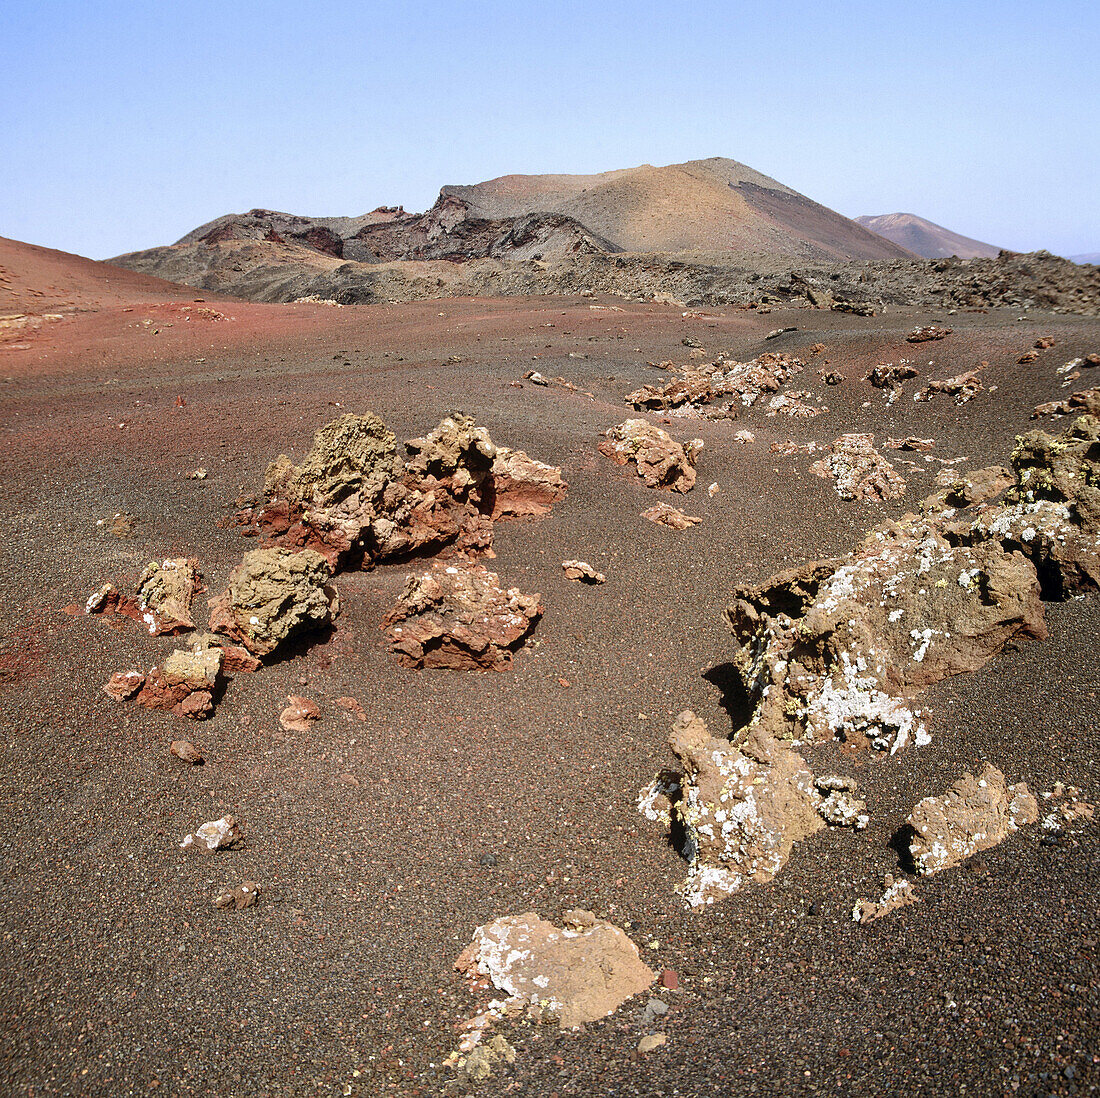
left=442, top=157, right=913, bottom=260
left=856, top=213, right=1002, bottom=260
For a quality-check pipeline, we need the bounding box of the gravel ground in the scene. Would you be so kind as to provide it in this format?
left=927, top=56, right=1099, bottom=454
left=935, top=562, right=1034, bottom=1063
left=1, top=282, right=1097, bottom=1097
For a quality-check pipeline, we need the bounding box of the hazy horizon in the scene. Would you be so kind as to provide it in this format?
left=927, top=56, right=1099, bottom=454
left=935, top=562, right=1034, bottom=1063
left=2, top=0, right=1097, bottom=261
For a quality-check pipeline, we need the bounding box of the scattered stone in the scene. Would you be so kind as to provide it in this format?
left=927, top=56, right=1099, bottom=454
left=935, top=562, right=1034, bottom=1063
left=1018, top=349, right=1040, bottom=364
left=914, top=365, right=985, bottom=404
left=820, top=368, right=845, bottom=384
left=180, top=815, right=240, bottom=852
left=382, top=558, right=542, bottom=671
left=771, top=440, right=823, bottom=456
left=814, top=775, right=869, bottom=829
left=455, top=909, right=654, bottom=1029
left=906, top=325, right=952, bottom=343
left=187, top=467, right=208, bottom=480
left=103, top=669, right=145, bottom=701
left=133, top=640, right=225, bottom=720
left=733, top=430, right=755, bottom=444
left=214, top=881, right=259, bottom=909
left=1032, top=387, right=1100, bottom=418
left=107, top=512, right=136, bottom=538
left=642, top=998, right=669, bottom=1023
left=445, top=1036, right=515, bottom=1094
left=884, top=436, right=935, bottom=452
left=908, top=764, right=1038, bottom=874
left=599, top=419, right=701, bottom=492
left=832, top=300, right=876, bottom=317
left=659, top=969, right=679, bottom=990
left=336, top=696, right=367, bottom=721
left=867, top=363, right=918, bottom=389
left=765, top=326, right=797, bottom=340
left=562, top=560, right=605, bottom=584
left=708, top=482, right=719, bottom=497
left=637, top=1034, right=667, bottom=1054
left=170, top=739, right=204, bottom=764
left=208, top=547, right=338, bottom=657
left=1034, top=336, right=1056, bottom=349
left=280, top=695, right=320, bottom=732
left=852, top=874, right=919, bottom=924
left=132, top=558, right=201, bottom=635
left=810, top=434, right=906, bottom=502
left=641, top=502, right=701, bottom=529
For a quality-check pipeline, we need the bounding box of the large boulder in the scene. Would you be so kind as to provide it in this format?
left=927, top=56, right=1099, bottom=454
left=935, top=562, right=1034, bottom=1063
left=208, top=547, right=338, bottom=657
left=382, top=559, right=542, bottom=671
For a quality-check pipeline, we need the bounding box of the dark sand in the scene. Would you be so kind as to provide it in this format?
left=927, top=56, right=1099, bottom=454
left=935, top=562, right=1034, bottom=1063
left=1, top=265, right=1097, bottom=1096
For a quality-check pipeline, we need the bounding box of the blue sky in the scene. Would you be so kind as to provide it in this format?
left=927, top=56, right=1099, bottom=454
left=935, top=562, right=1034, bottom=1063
left=1, top=0, right=1097, bottom=260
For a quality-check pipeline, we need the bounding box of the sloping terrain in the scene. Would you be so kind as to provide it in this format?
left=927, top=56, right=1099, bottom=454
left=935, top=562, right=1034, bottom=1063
left=1, top=241, right=1098, bottom=1097
left=443, top=158, right=914, bottom=259
left=856, top=213, right=1001, bottom=260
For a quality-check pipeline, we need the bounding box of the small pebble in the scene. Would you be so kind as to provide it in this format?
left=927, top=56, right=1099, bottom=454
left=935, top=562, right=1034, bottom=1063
left=637, top=1034, right=667, bottom=1054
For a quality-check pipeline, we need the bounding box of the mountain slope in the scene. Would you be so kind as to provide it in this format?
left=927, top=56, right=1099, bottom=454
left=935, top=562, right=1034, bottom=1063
left=855, top=213, right=1001, bottom=260
left=440, top=157, right=913, bottom=260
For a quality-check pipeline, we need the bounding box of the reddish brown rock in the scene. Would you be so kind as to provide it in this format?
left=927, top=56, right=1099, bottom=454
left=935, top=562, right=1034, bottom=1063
left=599, top=419, right=702, bottom=492
left=135, top=642, right=224, bottom=721
left=906, top=325, right=952, bottom=343
left=103, top=669, right=145, bottom=701
left=1032, top=387, right=1100, bottom=418
left=914, top=366, right=984, bottom=404
left=487, top=448, right=568, bottom=519
left=280, top=694, right=321, bottom=732
left=382, top=559, right=542, bottom=671
left=129, top=558, right=201, bottom=635
left=908, top=764, right=1038, bottom=874
left=867, top=363, right=918, bottom=388
left=170, top=739, right=204, bottom=764
left=562, top=559, right=606, bottom=584
left=214, top=881, right=260, bottom=909
left=641, top=502, right=701, bottom=529
left=455, top=909, right=654, bottom=1029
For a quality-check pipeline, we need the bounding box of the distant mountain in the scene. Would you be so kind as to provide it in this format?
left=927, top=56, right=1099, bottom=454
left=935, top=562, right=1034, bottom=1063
left=1069, top=253, right=1100, bottom=266
left=442, top=158, right=912, bottom=260
left=855, top=213, right=1001, bottom=260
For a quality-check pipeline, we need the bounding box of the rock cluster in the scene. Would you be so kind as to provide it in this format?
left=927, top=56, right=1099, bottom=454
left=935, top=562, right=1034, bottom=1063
left=257, top=412, right=565, bottom=567
left=598, top=420, right=702, bottom=492
left=626, top=352, right=804, bottom=419
left=639, top=416, right=1098, bottom=906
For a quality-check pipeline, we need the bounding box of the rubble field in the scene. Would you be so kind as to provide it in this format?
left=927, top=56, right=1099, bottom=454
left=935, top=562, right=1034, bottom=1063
left=1, top=269, right=1099, bottom=1098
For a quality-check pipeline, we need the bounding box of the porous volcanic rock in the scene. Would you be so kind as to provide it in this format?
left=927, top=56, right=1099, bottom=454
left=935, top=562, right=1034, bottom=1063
left=103, top=670, right=145, bottom=701
left=908, top=764, right=1038, bottom=874
left=561, top=560, right=605, bottom=584
left=259, top=413, right=404, bottom=565
left=599, top=420, right=702, bottom=492
left=658, top=711, right=825, bottom=907
left=132, top=558, right=201, bottom=635
left=455, top=909, right=654, bottom=1029
left=726, top=521, right=1046, bottom=752
left=280, top=694, right=321, bottom=732
left=906, top=325, right=952, bottom=343
left=914, top=366, right=984, bottom=404
left=810, top=434, right=906, bottom=502
left=1032, top=387, right=1100, bottom=418
left=852, top=875, right=919, bottom=924
left=208, top=547, right=338, bottom=657
left=725, top=415, right=1100, bottom=755
left=626, top=352, right=803, bottom=419
left=382, top=559, right=542, bottom=671
left=487, top=447, right=568, bottom=519
left=134, top=641, right=225, bottom=720
left=257, top=412, right=566, bottom=566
